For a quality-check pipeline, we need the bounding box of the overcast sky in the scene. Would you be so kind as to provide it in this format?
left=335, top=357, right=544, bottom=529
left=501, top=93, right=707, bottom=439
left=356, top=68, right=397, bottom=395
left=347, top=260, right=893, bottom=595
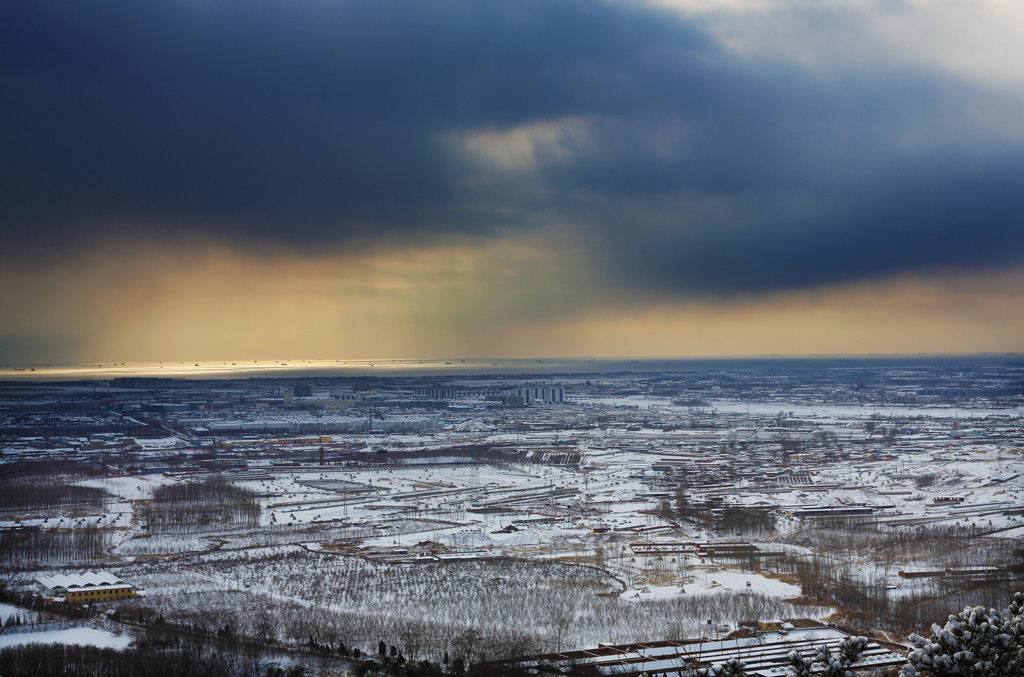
left=2, top=0, right=1023, bottom=364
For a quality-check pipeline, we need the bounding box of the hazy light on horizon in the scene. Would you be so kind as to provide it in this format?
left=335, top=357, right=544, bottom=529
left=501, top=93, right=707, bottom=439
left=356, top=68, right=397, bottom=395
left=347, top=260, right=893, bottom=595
left=2, top=240, right=1021, bottom=366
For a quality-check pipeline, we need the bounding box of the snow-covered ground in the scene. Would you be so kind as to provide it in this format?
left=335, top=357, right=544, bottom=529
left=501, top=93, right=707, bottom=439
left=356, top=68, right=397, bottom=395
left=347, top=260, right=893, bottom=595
left=78, top=474, right=178, bottom=500
left=0, top=627, right=133, bottom=650
left=0, top=603, right=31, bottom=625
left=2, top=369, right=1020, bottom=657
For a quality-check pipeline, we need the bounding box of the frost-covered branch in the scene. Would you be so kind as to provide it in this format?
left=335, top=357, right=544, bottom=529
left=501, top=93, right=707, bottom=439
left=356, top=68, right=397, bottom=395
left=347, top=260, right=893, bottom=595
left=901, top=591, right=1024, bottom=677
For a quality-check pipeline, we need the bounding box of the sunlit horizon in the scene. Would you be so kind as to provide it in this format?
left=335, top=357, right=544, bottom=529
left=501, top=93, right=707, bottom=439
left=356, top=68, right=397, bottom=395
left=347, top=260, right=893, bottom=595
left=2, top=352, right=1018, bottom=382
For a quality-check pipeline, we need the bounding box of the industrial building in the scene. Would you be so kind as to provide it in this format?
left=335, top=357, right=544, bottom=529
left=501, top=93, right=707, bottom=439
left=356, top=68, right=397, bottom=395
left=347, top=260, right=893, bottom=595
left=35, top=570, right=137, bottom=603
left=788, top=506, right=875, bottom=518
left=514, top=386, right=565, bottom=404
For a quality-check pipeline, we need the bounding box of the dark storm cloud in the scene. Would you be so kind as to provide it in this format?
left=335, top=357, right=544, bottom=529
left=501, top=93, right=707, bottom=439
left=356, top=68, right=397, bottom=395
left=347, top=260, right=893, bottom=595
left=0, top=0, right=704, bottom=241
left=1, top=0, right=1022, bottom=295
left=591, top=166, right=1024, bottom=296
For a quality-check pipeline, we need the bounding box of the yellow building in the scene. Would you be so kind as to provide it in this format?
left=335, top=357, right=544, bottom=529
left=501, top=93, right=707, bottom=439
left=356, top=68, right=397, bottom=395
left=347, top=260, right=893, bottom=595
left=756, top=619, right=785, bottom=632
left=35, top=570, right=138, bottom=603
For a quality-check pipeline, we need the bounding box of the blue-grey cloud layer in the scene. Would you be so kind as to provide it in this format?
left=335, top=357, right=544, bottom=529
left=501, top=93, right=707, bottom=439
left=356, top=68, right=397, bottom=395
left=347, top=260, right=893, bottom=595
left=2, top=0, right=1022, bottom=295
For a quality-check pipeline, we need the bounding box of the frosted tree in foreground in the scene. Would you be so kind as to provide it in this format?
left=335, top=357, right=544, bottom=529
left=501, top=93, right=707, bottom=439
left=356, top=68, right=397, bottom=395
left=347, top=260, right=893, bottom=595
left=901, top=591, right=1024, bottom=677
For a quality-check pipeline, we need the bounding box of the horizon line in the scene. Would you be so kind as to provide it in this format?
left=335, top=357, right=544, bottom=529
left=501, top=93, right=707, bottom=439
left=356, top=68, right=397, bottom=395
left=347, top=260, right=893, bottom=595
left=1, top=352, right=1019, bottom=383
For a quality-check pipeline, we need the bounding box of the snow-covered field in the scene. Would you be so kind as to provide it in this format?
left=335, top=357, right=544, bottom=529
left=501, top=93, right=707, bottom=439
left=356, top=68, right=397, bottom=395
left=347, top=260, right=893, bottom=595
left=0, top=603, right=29, bottom=625
left=78, top=474, right=178, bottom=500
left=0, top=627, right=133, bottom=650
left=2, top=367, right=1021, bottom=660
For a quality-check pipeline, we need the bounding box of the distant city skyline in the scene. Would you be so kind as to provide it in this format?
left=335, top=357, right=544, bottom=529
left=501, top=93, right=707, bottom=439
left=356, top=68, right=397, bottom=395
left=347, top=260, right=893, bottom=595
left=2, top=1, right=1023, bottom=365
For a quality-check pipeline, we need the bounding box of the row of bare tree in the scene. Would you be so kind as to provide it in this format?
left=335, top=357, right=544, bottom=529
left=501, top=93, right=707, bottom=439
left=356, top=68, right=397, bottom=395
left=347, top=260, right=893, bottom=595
left=142, top=478, right=260, bottom=534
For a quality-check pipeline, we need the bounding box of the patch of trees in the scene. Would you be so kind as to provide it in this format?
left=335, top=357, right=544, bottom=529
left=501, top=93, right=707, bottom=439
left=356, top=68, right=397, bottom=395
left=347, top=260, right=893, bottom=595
left=143, top=478, right=260, bottom=534
left=767, top=524, right=1024, bottom=634
left=106, top=544, right=1018, bottom=670
left=0, top=640, right=289, bottom=677
left=0, top=483, right=106, bottom=513
left=782, top=519, right=1007, bottom=571
left=119, top=551, right=822, bottom=665
left=0, top=462, right=106, bottom=513
left=712, top=506, right=777, bottom=538
left=812, top=430, right=839, bottom=446
left=664, top=482, right=776, bottom=537
left=0, top=525, right=109, bottom=565
left=0, top=460, right=97, bottom=481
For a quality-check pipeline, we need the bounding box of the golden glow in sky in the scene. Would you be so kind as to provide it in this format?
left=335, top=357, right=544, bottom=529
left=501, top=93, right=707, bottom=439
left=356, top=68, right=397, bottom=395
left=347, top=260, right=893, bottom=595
left=2, top=238, right=1021, bottom=366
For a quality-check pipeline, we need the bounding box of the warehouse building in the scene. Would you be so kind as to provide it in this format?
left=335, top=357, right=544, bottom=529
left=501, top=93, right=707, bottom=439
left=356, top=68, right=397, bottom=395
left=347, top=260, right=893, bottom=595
left=35, top=570, right=137, bottom=603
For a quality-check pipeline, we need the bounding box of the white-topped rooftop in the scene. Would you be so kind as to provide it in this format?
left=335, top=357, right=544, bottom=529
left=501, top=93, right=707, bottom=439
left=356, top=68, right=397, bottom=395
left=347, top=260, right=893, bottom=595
left=35, top=570, right=128, bottom=593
